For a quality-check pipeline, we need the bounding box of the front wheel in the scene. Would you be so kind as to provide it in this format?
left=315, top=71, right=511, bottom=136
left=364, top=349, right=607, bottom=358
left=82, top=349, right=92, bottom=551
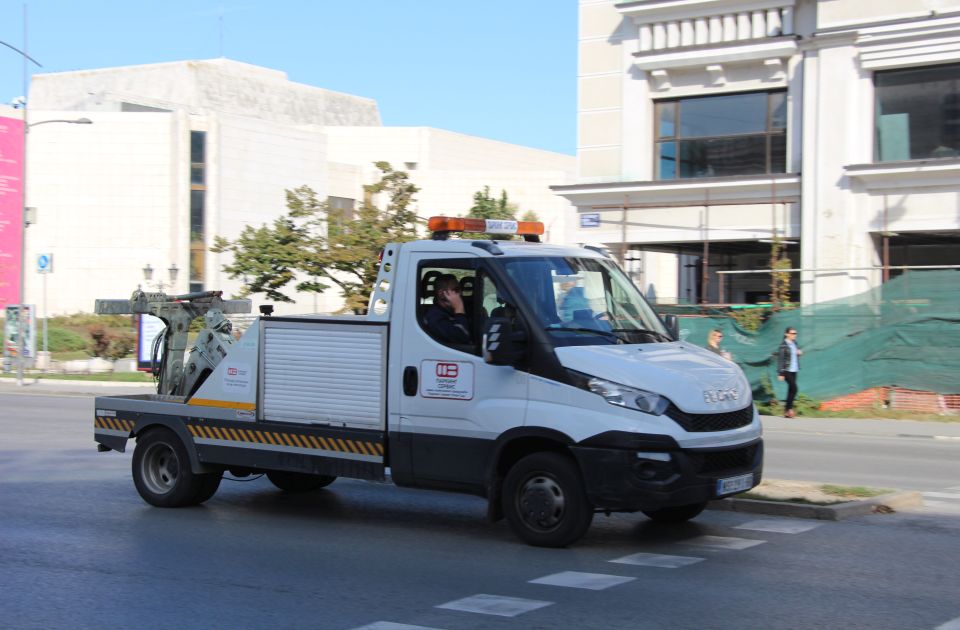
left=502, top=452, right=594, bottom=548
left=132, top=427, right=213, bottom=507
left=642, top=501, right=708, bottom=523
left=266, top=471, right=336, bottom=492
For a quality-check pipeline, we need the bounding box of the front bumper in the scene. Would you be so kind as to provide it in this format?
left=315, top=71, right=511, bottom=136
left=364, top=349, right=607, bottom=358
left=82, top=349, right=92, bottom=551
left=571, top=437, right=763, bottom=512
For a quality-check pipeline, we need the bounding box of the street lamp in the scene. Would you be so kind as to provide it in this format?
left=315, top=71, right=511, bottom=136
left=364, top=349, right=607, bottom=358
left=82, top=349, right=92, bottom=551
left=143, top=263, right=179, bottom=293
left=14, top=116, right=94, bottom=385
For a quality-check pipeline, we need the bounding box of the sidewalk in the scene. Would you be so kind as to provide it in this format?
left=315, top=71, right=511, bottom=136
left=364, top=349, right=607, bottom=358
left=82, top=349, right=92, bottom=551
left=0, top=377, right=155, bottom=398
left=760, top=414, right=960, bottom=439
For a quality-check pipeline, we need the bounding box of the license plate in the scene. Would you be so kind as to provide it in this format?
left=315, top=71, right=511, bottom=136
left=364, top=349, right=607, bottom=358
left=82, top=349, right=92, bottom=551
left=717, top=473, right=754, bottom=496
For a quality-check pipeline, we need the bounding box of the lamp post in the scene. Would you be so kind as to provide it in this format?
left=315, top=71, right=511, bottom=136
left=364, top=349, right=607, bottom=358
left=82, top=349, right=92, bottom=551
left=143, top=263, right=180, bottom=293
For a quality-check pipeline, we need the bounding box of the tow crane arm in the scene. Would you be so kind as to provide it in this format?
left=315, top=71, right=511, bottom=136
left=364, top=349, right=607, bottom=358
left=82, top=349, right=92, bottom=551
left=95, top=290, right=252, bottom=397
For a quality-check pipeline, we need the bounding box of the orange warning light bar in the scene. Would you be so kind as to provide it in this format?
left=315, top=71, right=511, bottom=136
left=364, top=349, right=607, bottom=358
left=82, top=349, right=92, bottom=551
left=428, top=216, right=544, bottom=236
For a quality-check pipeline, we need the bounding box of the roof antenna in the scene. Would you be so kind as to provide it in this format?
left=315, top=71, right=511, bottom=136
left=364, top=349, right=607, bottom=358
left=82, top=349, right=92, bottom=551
left=218, top=5, right=225, bottom=58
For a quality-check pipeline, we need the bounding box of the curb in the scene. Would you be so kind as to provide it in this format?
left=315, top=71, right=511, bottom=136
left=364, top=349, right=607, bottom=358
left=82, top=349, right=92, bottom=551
left=707, top=490, right=923, bottom=520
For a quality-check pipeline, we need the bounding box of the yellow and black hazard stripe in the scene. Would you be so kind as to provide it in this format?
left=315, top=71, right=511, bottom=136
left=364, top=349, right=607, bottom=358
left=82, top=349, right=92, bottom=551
left=186, top=422, right=384, bottom=459
left=95, top=416, right=135, bottom=432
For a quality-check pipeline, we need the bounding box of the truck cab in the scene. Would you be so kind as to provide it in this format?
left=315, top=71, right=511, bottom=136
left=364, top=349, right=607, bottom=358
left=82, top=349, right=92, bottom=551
left=94, top=217, right=761, bottom=547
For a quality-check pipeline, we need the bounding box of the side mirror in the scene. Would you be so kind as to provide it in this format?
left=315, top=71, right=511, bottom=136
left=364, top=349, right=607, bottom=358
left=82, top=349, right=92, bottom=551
left=662, top=314, right=679, bottom=340
left=482, top=317, right=526, bottom=365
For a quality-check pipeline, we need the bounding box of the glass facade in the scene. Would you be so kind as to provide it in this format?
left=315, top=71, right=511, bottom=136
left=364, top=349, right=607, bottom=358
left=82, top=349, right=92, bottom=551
left=190, top=131, right=206, bottom=293
left=656, top=90, right=787, bottom=179
left=875, top=63, right=960, bottom=161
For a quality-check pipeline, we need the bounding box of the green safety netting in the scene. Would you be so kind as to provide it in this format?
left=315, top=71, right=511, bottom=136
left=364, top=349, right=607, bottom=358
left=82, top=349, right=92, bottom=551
left=674, top=270, right=960, bottom=402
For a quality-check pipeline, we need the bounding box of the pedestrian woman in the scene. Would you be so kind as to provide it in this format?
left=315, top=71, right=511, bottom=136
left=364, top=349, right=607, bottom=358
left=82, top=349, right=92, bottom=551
left=777, top=327, right=802, bottom=417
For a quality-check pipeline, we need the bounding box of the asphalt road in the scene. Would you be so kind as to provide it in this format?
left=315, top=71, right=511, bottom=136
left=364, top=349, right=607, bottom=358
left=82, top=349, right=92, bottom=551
left=2, top=390, right=960, bottom=629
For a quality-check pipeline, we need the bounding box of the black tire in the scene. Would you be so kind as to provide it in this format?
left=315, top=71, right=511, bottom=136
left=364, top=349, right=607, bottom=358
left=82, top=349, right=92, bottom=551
left=266, top=471, right=336, bottom=492
left=502, top=452, right=594, bottom=548
left=132, top=427, right=208, bottom=507
left=189, top=471, right=223, bottom=505
left=642, top=501, right=708, bottom=524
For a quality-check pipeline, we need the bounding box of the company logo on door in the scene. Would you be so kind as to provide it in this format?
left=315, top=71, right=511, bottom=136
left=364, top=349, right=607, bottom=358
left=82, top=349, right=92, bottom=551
left=421, top=360, right=474, bottom=400
left=436, top=362, right=458, bottom=378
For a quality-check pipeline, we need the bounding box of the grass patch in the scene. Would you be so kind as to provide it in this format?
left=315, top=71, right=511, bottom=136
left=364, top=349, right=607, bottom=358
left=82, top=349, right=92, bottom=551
left=820, top=484, right=890, bottom=498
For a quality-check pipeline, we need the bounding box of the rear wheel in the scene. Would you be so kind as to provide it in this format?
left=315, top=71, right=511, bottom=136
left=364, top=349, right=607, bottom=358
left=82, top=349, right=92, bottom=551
left=189, top=471, right=223, bottom=505
left=502, top=452, right=594, bottom=548
left=132, top=428, right=211, bottom=507
left=642, top=501, right=708, bottom=523
left=266, top=471, right=336, bottom=492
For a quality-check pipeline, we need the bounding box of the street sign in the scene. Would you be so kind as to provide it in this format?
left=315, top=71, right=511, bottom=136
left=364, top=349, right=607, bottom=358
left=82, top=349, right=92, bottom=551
left=37, top=253, right=53, bottom=274
left=580, top=213, right=600, bottom=228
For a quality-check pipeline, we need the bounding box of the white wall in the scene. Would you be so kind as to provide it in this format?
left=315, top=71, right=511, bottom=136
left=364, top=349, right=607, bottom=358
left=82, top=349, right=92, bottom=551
left=24, top=111, right=186, bottom=315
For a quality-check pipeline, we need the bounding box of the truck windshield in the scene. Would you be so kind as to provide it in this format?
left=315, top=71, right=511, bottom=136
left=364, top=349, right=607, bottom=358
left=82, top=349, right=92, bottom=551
left=495, top=256, right=671, bottom=346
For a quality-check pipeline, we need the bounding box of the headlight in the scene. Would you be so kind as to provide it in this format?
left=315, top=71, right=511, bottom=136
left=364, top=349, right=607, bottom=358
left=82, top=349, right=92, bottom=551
left=568, top=370, right=670, bottom=416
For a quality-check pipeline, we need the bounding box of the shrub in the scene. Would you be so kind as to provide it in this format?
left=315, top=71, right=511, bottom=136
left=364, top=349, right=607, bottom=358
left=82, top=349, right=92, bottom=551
left=106, top=331, right=136, bottom=361
left=46, top=327, right=88, bottom=352
left=730, top=308, right=769, bottom=332
left=87, top=325, right=113, bottom=358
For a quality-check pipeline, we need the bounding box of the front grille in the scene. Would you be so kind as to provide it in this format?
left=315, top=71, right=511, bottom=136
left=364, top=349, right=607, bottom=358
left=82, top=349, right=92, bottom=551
left=666, top=403, right=754, bottom=432
left=692, top=444, right=759, bottom=474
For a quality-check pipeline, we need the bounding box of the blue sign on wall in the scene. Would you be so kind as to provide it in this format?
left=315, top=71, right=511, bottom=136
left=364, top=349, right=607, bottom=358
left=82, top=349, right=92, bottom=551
left=580, top=213, right=600, bottom=228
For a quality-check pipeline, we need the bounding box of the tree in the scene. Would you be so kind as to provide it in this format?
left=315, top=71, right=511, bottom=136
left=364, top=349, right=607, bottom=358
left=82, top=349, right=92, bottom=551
left=769, top=235, right=793, bottom=311
left=212, top=162, right=420, bottom=313
left=463, top=186, right=522, bottom=239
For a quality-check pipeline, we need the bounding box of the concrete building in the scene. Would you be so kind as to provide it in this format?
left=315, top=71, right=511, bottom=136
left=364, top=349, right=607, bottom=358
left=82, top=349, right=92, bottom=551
left=11, top=59, right=574, bottom=315
left=555, top=0, right=960, bottom=305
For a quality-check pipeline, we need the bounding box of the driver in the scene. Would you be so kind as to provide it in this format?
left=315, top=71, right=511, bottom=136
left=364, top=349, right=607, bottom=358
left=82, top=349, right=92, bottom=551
left=425, top=274, right=471, bottom=344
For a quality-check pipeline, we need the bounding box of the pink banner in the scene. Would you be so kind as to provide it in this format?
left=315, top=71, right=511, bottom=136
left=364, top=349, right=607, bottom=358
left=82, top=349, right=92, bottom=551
left=0, top=115, right=25, bottom=309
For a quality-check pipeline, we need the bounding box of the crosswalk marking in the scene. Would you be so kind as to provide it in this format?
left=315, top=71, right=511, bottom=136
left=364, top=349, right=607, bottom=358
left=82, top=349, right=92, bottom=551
left=684, top=535, right=766, bottom=550
left=735, top=519, right=823, bottom=534
left=352, top=623, right=445, bottom=630
left=436, top=594, right=553, bottom=617
left=922, top=492, right=960, bottom=500
left=610, top=552, right=705, bottom=568
left=529, top=571, right=635, bottom=590
left=934, top=615, right=960, bottom=629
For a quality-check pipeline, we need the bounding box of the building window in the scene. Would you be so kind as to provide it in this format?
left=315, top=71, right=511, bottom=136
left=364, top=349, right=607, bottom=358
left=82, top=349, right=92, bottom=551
left=875, top=63, right=960, bottom=162
left=656, top=90, right=786, bottom=179
left=190, top=131, right=206, bottom=293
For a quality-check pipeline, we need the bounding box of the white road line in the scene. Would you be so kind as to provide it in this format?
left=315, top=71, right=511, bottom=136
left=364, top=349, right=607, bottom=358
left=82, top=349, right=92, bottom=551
left=684, top=535, right=766, bottom=550
left=529, top=571, right=635, bottom=590
left=735, top=519, right=824, bottom=534
left=353, top=623, right=445, bottom=630
left=935, top=615, right=960, bottom=629
left=922, top=492, right=960, bottom=500
left=435, top=594, right=553, bottom=617
left=610, top=552, right=705, bottom=568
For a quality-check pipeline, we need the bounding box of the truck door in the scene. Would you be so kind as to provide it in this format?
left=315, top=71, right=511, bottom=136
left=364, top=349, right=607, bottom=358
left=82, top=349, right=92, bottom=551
left=397, top=254, right=528, bottom=491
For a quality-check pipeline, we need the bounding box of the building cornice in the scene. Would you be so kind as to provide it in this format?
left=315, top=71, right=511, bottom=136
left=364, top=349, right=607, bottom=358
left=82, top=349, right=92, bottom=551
left=633, top=36, right=797, bottom=69
left=617, top=0, right=792, bottom=23
left=552, top=174, right=801, bottom=206
left=845, top=159, right=960, bottom=190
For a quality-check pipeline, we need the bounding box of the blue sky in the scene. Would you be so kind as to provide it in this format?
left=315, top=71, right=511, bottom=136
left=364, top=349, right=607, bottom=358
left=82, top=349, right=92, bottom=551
left=1, top=1, right=578, bottom=154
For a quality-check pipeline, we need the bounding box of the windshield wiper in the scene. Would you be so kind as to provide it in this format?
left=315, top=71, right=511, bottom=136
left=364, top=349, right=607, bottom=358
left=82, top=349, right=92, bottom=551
left=545, top=326, right=624, bottom=343
left=609, top=328, right=673, bottom=342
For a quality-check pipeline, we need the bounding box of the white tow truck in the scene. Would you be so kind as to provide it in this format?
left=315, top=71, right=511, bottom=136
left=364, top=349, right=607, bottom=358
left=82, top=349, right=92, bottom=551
left=94, top=217, right=762, bottom=547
